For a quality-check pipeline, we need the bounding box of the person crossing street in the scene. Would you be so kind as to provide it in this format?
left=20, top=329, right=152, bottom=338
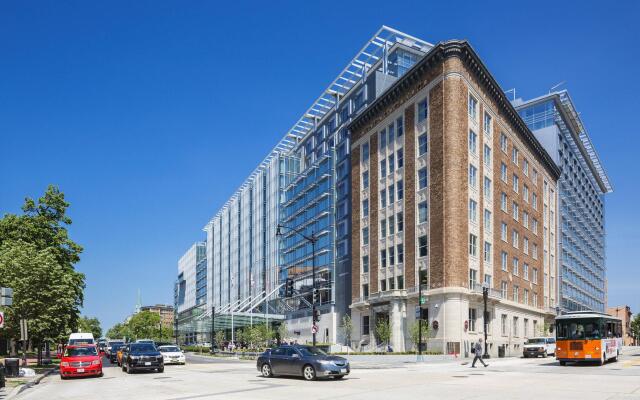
left=471, top=338, right=489, bottom=368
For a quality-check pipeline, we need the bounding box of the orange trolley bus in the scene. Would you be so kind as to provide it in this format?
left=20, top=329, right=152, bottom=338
left=555, top=311, right=622, bottom=366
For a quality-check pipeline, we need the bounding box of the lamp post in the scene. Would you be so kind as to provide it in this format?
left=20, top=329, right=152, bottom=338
left=482, top=283, right=490, bottom=359
left=210, top=306, right=215, bottom=353
left=418, top=272, right=427, bottom=359
left=276, top=224, right=318, bottom=347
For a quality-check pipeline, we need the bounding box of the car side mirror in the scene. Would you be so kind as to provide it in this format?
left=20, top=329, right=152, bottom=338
left=292, top=353, right=300, bottom=359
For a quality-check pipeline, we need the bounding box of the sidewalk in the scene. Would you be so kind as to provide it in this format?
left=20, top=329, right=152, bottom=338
left=0, top=357, right=57, bottom=400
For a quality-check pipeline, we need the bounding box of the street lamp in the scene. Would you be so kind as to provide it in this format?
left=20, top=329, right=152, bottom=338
left=482, top=283, right=490, bottom=359
left=418, top=272, right=427, bottom=359
left=276, top=224, right=318, bottom=347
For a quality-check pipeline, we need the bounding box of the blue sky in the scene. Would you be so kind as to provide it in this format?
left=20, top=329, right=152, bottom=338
left=1, top=1, right=638, bottom=331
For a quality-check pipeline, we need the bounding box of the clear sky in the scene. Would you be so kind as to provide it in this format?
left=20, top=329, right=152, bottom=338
left=1, top=1, right=638, bottom=331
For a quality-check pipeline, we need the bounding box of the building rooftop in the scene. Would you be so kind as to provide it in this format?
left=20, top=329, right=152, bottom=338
left=514, top=90, right=613, bottom=193
left=203, top=26, right=433, bottom=230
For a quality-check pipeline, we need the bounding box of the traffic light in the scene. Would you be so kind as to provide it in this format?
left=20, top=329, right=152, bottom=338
left=313, top=308, right=321, bottom=322
left=312, top=288, right=319, bottom=304
left=285, top=278, right=294, bottom=298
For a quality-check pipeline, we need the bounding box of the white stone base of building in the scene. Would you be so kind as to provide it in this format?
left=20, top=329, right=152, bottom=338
left=350, top=287, right=555, bottom=358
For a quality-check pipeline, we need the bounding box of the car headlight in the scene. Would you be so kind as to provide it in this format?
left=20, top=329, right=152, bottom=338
left=318, top=360, right=333, bottom=365
left=92, top=360, right=101, bottom=365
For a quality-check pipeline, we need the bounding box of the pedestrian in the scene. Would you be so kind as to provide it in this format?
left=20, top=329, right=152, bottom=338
left=471, top=338, right=488, bottom=368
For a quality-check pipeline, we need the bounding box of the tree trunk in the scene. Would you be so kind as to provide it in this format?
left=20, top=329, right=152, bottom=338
left=9, top=338, right=17, bottom=357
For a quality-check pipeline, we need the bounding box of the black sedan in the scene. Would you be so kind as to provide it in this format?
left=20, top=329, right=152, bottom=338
left=121, top=343, right=164, bottom=374
left=257, top=345, right=349, bottom=381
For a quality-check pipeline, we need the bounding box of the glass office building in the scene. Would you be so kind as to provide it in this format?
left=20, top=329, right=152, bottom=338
left=514, top=90, right=612, bottom=312
left=175, top=242, right=207, bottom=344
left=176, top=27, right=433, bottom=344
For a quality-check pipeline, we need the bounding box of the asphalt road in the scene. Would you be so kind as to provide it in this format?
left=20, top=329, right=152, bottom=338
left=15, top=347, right=640, bottom=400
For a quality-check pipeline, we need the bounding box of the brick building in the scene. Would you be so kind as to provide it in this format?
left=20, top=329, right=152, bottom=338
left=607, top=305, right=635, bottom=346
left=348, top=40, right=561, bottom=357
left=140, top=304, right=175, bottom=327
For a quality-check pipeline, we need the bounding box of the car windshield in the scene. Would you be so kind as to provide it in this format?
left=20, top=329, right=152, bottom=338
left=65, top=347, right=97, bottom=357
left=556, top=318, right=602, bottom=340
left=526, top=338, right=546, bottom=344
left=130, top=344, right=156, bottom=353
left=160, top=346, right=180, bottom=352
left=296, top=346, right=327, bottom=357
left=69, top=339, right=94, bottom=345
left=111, top=345, right=124, bottom=351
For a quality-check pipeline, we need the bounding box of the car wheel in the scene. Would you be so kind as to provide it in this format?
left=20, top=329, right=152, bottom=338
left=542, top=350, right=547, bottom=358
left=302, top=365, right=316, bottom=381
left=261, top=363, right=273, bottom=378
left=126, top=364, right=133, bottom=374
left=60, top=375, right=66, bottom=380
left=98, top=371, right=104, bottom=378
left=559, top=361, right=566, bottom=366
left=334, top=375, right=344, bottom=380
left=158, top=367, right=164, bottom=373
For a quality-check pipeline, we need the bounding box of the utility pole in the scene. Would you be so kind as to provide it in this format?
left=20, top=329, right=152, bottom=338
left=482, top=284, right=490, bottom=359
left=210, top=306, right=215, bottom=353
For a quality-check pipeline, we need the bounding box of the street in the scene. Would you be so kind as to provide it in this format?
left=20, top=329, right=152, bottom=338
left=14, top=347, right=640, bottom=400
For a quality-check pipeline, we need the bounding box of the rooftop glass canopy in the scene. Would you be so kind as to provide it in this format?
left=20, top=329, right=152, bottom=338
left=204, top=26, right=433, bottom=228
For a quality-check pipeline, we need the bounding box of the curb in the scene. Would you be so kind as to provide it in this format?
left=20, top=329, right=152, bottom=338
left=6, top=368, right=57, bottom=400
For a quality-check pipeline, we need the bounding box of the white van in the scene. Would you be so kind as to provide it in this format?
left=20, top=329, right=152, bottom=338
left=68, top=332, right=95, bottom=346
left=523, top=337, right=556, bottom=358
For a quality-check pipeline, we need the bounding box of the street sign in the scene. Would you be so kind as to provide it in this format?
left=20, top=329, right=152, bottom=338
left=0, top=312, right=4, bottom=328
left=0, top=287, right=13, bottom=306
left=419, top=296, right=426, bottom=305
left=311, top=324, right=318, bottom=334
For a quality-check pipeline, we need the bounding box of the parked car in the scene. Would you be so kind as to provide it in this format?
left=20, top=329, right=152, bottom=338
left=60, top=345, right=103, bottom=379
left=135, top=339, right=155, bottom=346
left=121, top=343, right=164, bottom=374
left=257, top=345, right=349, bottom=381
left=523, top=337, right=556, bottom=358
left=158, top=345, right=186, bottom=365
left=68, top=332, right=95, bottom=346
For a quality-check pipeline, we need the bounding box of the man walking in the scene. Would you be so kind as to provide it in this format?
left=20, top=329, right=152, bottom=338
left=471, top=338, right=489, bottom=368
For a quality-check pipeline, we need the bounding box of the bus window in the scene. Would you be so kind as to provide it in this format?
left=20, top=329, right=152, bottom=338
left=556, top=319, right=602, bottom=340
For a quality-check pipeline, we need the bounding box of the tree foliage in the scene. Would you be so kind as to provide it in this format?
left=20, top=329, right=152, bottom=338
left=375, top=318, right=391, bottom=346
left=408, top=319, right=430, bottom=351
left=0, top=186, right=85, bottom=345
left=78, top=316, right=102, bottom=339
left=631, top=314, right=640, bottom=343
left=106, top=311, right=173, bottom=342
left=340, top=314, right=353, bottom=346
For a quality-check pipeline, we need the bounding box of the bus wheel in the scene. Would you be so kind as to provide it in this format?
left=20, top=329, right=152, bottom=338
left=559, top=361, right=566, bottom=366
left=599, top=354, right=605, bottom=366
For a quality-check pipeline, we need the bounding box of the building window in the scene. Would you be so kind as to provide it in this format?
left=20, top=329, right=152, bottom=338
left=533, top=294, right=538, bottom=308
left=512, top=201, right=519, bottom=221
left=513, top=316, right=519, bottom=336
left=501, top=314, right=508, bottom=335
left=532, top=243, right=538, bottom=259
left=379, top=129, right=386, bottom=150
left=418, top=167, right=428, bottom=189
left=512, top=147, right=519, bottom=165
left=484, top=273, right=492, bottom=288
left=523, top=211, right=529, bottom=229
left=469, top=199, right=477, bottom=223
left=418, top=235, right=428, bottom=257
left=469, top=233, right=478, bottom=257
left=397, top=275, right=404, bottom=290
left=501, top=251, right=508, bottom=271
left=380, top=159, right=386, bottom=177
left=469, top=94, right=478, bottom=121
left=484, top=144, right=492, bottom=166
left=469, top=129, right=477, bottom=154
left=468, top=308, right=477, bottom=332
left=512, top=229, right=519, bottom=248
left=523, top=237, right=529, bottom=254
left=362, top=143, right=369, bottom=162
left=362, top=171, right=369, bottom=189
left=484, top=112, right=492, bottom=135
left=380, top=249, right=387, bottom=268
left=512, top=174, right=519, bottom=193
left=523, top=159, right=529, bottom=176
left=532, top=268, right=538, bottom=284
left=417, top=98, right=428, bottom=122
left=419, top=201, right=429, bottom=223
left=418, top=133, right=428, bottom=155
left=380, top=279, right=387, bottom=292
left=362, top=255, right=369, bottom=273
left=388, top=123, right=395, bottom=143
left=484, top=209, right=492, bottom=233
left=523, top=185, right=529, bottom=203
left=532, top=168, right=538, bottom=184
left=362, top=227, right=369, bottom=245
left=469, top=269, right=478, bottom=289
left=397, top=180, right=404, bottom=200
left=362, top=315, right=370, bottom=334
left=501, top=222, right=508, bottom=241
left=484, top=177, right=492, bottom=200
left=501, top=162, right=507, bottom=182
left=469, top=164, right=478, bottom=188
left=523, top=263, right=529, bottom=281
left=380, top=189, right=387, bottom=208
left=389, top=246, right=395, bottom=265
left=388, top=216, right=395, bottom=235
left=513, top=286, right=519, bottom=303
left=397, top=212, right=404, bottom=232
left=500, top=132, right=508, bottom=153
left=523, top=290, right=529, bottom=306
left=388, top=184, right=395, bottom=204
left=532, top=193, right=538, bottom=210
left=501, top=192, right=507, bottom=211
left=388, top=155, right=394, bottom=176
left=362, top=199, right=369, bottom=217
left=532, top=218, right=539, bottom=234
left=397, top=148, right=404, bottom=169
left=484, top=242, right=492, bottom=263
left=512, top=257, right=519, bottom=276
left=397, top=243, right=404, bottom=263
left=397, top=116, right=404, bottom=136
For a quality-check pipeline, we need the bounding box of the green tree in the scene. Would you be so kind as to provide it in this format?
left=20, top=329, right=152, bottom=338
left=214, top=330, right=226, bottom=347
left=126, top=311, right=168, bottom=341
left=409, top=320, right=430, bottom=352
left=277, top=322, right=288, bottom=343
left=78, top=316, right=102, bottom=339
left=375, top=318, right=391, bottom=348
left=631, top=314, right=640, bottom=344
left=106, top=323, right=130, bottom=340
left=0, top=186, right=85, bottom=349
left=340, top=314, right=353, bottom=346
